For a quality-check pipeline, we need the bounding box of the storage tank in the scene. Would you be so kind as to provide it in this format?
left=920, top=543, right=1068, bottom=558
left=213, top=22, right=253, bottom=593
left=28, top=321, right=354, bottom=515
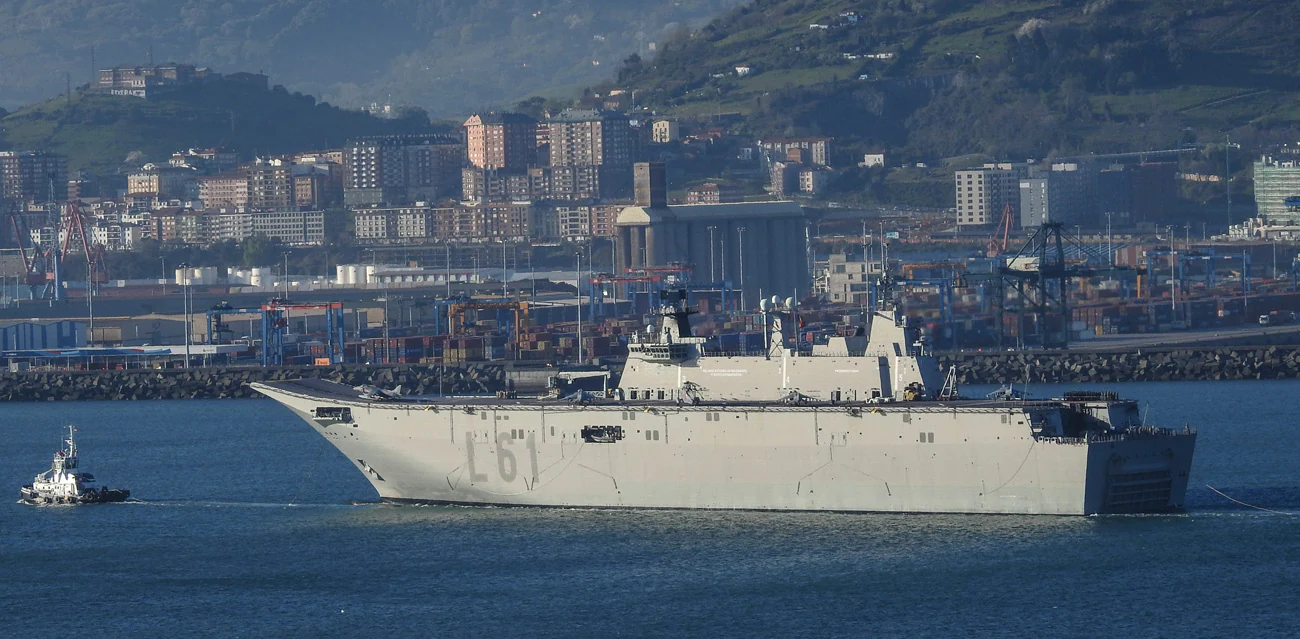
left=198, top=267, right=218, bottom=285
left=364, top=265, right=377, bottom=285
left=250, top=267, right=268, bottom=288
left=336, top=265, right=350, bottom=286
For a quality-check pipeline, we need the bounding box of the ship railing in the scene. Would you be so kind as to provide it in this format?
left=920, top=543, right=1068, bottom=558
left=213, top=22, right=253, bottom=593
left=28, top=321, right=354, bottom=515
left=1037, top=426, right=1196, bottom=445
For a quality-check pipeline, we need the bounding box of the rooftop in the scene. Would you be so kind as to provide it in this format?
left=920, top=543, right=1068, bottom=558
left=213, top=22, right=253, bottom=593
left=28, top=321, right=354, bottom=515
left=616, top=201, right=804, bottom=225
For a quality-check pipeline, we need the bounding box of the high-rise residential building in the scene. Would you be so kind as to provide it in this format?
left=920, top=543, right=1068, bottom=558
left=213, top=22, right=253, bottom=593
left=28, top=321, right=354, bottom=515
left=1254, top=156, right=1300, bottom=225
left=461, top=167, right=549, bottom=203
left=1017, top=164, right=1094, bottom=228
left=343, top=135, right=464, bottom=207
left=546, top=109, right=634, bottom=200
left=0, top=151, right=68, bottom=204
left=247, top=158, right=294, bottom=211
left=463, top=113, right=537, bottom=170
left=198, top=172, right=250, bottom=210
left=955, top=163, right=1030, bottom=227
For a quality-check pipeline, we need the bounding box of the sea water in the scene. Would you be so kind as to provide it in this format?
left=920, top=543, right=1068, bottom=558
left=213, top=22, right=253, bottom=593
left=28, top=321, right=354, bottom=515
left=1, top=380, right=1297, bottom=638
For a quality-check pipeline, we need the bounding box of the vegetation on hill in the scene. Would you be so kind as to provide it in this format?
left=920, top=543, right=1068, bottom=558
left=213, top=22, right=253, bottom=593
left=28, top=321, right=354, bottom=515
left=0, top=0, right=745, bottom=115
left=0, top=79, right=436, bottom=174
left=614, top=0, right=1300, bottom=171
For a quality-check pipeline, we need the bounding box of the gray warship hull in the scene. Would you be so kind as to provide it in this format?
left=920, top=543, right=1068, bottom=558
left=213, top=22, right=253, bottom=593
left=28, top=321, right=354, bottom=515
left=253, top=379, right=1195, bottom=515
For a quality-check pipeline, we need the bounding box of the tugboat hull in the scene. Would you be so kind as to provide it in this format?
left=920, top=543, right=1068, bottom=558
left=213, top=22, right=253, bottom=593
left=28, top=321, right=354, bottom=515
left=19, top=485, right=130, bottom=506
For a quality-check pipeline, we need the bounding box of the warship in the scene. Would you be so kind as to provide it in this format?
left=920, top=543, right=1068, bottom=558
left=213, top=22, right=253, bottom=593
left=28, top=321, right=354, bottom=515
left=253, top=290, right=1196, bottom=515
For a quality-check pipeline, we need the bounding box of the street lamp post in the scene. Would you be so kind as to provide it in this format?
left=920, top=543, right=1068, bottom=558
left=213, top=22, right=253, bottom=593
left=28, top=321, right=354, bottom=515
left=738, top=226, right=747, bottom=310
left=576, top=251, right=583, bottom=365
left=707, top=225, right=717, bottom=282
left=1105, top=212, right=1113, bottom=266
left=160, top=257, right=167, bottom=294
left=178, top=262, right=191, bottom=368
left=1273, top=239, right=1278, bottom=280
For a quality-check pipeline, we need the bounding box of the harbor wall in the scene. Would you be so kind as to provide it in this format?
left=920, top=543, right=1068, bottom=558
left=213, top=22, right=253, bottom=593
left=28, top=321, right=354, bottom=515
left=0, top=363, right=519, bottom=402
left=937, top=346, right=1300, bottom=384
left=3, top=346, right=1300, bottom=401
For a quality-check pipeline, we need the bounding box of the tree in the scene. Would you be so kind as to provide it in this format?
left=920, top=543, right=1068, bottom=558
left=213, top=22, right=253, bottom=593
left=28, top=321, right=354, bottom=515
left=241, top=234, right=280, bottom=267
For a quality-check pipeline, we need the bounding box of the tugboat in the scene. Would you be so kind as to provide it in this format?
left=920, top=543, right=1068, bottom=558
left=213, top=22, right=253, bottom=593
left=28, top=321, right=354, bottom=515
left=19, top=427, right=129, bottom=505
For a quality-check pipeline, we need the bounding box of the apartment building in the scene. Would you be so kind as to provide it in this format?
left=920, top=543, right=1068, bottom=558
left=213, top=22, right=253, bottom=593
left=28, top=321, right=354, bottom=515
left=95, top=63, right=214, bottom=98
left=252, top=209, right=325, bottom=246
left=461, top=167, right=549, bottom=203
left=954, top=163, right=1030, bottom=227
left=651, top=120, right=680, bottom=144
left=1254, top=156, right=1300, bottom=225
left=89, top=222, right=143, bottom=251
left=0, top=151, right=68, bottom=204
left=127, top=165, right=197, bottom=199
left=464, top=113, right=537, bottom=170
left=343, top=135, right=463, bottom=207
left=1017, top=164, right=1094, bottom=228
left=757, top=138, right=831, bottom=167
left=247, top=159, right=294, bottom=211
left=352, top=202, right=533, bottom=244
left=686, top=183, right=740, bottom=204
left=198, top=172, right=250, bottom=210
left=168, top=148, right=239, bottom=175
left=547, top=109, right=634, bottom=199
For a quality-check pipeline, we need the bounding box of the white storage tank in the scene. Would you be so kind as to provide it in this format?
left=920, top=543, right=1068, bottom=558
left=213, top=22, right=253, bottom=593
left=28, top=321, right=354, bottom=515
left=364, top=265, right=377, bottom=285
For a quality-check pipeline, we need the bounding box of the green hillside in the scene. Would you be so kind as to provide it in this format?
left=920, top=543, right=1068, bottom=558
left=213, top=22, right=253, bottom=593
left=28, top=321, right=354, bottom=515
left=615, top=0, right=1300, bottom=165
left=0, top=79, right=436, bottom=174
left=0, top=0, right=745, bottom=115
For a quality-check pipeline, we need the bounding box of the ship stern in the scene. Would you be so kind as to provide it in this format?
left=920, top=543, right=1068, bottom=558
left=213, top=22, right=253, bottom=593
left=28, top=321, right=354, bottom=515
left=1082, top=429, right=1197, bottom=515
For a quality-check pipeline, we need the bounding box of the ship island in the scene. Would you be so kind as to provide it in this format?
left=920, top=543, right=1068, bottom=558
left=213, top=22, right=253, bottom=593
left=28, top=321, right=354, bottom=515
left=253, top=288, right=1197, bottom=516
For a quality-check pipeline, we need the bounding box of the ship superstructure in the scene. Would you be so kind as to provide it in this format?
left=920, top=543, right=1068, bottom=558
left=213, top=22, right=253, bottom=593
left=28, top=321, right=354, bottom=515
left=253, top=290, right=1197, bottom=516
left=619, top=291, right=943, bottom=403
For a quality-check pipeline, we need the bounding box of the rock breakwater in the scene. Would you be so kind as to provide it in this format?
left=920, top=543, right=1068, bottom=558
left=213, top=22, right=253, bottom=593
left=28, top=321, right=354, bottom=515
left=0, top=364, right=511, bottom=402
left=4, top=346, right=1300, bottom=402
left=938, top=346, right=1300, bottom=384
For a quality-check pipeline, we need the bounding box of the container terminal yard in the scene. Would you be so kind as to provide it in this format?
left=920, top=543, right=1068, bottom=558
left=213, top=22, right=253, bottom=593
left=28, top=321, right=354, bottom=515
left=3, top=218, right=1300, bottom=372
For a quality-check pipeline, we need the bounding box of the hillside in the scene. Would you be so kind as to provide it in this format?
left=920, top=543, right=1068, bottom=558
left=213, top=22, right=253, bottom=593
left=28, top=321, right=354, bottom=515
left=616, top=0, right=1300, bottom=168
left=0, top=0, right=744, bottom=115
left=0, top=78, right=436, bottom=174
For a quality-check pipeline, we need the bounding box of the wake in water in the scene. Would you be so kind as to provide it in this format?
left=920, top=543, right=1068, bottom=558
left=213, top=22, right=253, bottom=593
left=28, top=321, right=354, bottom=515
left=119, top=498, right=371, bottom=509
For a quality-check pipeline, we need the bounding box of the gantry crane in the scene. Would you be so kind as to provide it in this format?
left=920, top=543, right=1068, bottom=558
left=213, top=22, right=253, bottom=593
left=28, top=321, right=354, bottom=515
left=9, top=201, right=107, bottom=300
left=968, top=222, right=1143, bottom=349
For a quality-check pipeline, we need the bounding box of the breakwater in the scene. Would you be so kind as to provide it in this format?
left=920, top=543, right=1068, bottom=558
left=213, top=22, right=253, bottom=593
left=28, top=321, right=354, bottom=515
left=938, top=346, right=1300, bottom=384
left=4, top=346, right=1300, bottom=402
left=0, top=364, right=518, bottom=402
